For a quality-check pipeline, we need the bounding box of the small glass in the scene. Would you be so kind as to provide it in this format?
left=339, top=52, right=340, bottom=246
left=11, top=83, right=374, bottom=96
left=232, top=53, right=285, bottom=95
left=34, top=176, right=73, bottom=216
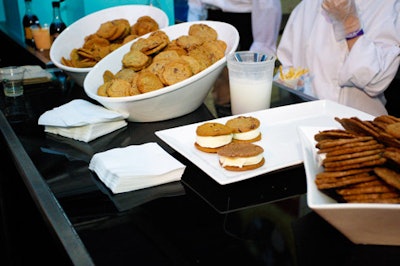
left=31, top=24, right=52, bottom=51
left=227, top=51, right=276, bottom=115
left=0, top=66, right=26, bottom=97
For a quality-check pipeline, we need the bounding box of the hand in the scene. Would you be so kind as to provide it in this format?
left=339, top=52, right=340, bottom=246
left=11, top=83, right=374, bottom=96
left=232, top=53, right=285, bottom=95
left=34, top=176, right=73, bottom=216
left=322, top=0, right=356, bottom=23
left=322, top=0, right=361, bottom=40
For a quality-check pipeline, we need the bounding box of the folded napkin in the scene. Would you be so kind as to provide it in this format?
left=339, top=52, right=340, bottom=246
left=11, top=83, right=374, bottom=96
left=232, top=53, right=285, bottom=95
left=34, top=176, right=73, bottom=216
left=38, top=99, right=128, bottom=142
left=89, top=143, right=186, bottom=194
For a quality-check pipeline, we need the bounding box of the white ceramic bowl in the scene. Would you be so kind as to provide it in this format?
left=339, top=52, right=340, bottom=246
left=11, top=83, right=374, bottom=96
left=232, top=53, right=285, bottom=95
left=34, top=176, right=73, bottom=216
left=84, top=20, right=240, bottom=122
left=50, top=5, right=169, bottom=87
left=298, top=124, right=400, bottom=246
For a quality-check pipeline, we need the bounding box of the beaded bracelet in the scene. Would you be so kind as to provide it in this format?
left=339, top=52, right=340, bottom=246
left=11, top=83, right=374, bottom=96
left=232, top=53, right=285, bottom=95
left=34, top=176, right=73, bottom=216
left=346, top=28, right=364, bottom=40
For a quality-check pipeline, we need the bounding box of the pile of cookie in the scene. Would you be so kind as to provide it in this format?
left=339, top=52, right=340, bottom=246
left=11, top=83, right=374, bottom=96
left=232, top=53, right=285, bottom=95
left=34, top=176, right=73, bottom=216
left=97, top=23, right=227, bottom=97
left=61, top=16, right=159, bottom=68
left=314, top=115, right=400, bottom=203
left=194, top=116, right=265, bottom=172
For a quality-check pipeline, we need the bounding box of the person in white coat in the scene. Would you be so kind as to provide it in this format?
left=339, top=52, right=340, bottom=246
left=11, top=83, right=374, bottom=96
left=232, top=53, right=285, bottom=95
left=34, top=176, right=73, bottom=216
left=187, top=0, right=282, bottom=116
left=277, top=0, right=400, bottom=116
left=188, top=0, right=282, bottom=54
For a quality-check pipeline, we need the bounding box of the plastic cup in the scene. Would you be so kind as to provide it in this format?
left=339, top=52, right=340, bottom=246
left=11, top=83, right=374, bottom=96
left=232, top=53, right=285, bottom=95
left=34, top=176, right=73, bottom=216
left=31, top=24, right=52, bottom=51
left=0, top=66, right=25, bottom=97
left=227, top=51, right=276, bottom=115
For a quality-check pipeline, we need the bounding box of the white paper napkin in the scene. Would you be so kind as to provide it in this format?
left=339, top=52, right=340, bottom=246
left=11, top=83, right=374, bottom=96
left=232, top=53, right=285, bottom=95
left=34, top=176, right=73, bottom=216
left=89, top=143, right=186, bottom=194
left=38, top=99, right=128, bottom=142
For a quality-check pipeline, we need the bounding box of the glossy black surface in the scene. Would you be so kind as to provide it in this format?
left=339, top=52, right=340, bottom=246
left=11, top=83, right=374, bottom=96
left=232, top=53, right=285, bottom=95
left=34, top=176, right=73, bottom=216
left=2, top=80, right=400, bottom=266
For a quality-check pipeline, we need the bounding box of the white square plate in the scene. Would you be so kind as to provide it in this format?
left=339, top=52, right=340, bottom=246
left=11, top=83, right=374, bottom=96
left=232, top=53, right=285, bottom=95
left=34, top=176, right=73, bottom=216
left=155, top=100, right=373, bottom=185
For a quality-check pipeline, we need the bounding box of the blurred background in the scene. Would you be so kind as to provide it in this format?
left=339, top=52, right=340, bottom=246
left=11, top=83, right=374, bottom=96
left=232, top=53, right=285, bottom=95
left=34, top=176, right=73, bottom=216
left=0, top=0, right=301, bottom=46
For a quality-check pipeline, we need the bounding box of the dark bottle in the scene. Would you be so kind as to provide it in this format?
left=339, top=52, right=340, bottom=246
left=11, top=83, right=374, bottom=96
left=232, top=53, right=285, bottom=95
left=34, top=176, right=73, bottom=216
left=50, top=1, right=67, bottom=42
left=22, top=0, right=40, bottom=47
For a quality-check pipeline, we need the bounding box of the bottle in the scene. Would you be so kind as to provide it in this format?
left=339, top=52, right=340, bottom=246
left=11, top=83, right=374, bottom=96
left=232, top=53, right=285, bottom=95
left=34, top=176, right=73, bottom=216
left=50, top=1, right=67, bottom=42
left=22, top=0, right=40, bottom=47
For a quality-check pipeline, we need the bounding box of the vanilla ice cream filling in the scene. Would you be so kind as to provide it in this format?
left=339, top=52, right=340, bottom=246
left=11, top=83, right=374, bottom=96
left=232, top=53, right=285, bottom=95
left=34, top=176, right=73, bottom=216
left=196, top=134, right=233, bottom=148
left=316, top=152, right=326, bottom=167
left=219, top=153, right=263, bottom=168
left=233, top=128, right=260, bottom=140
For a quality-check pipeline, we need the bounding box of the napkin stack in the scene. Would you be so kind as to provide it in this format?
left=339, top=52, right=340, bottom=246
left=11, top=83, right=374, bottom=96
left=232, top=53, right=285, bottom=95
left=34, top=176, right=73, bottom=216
left=38, top=99, right=128, bottom=142
left=89, top=143, right=186, bottom=194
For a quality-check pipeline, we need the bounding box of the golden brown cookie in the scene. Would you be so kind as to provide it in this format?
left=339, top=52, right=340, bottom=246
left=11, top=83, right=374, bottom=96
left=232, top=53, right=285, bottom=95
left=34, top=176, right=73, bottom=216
left=225, top=116, right=261, bottom=142
left=386, top=122, right=400, bottom=139
left=176, top=35, right=203, bottom=50
left=122, top=50, right=152, bottom=71
left=146, top=59, right=169, bottom=79
left=136, top=71, right=164, bottom=94
left=180, top=55, right=204, bottom=74
left=115, top=68, right=138, bottom=85
left=96, top=21, right=118, bottom=40
left=315, top=172, right=377, bottom=190
left=109, top=19, right=130, bottom=41
left=217, top=142, right=265, bottom=171
left=161, top=60, right=193, bottom=86
left=201, top=40, right=226, bottom=64
left=153, top=50, right=181, bottom=62
left=188, top=23, right=218, bottom=42
left=102, top=70, right=115, bottom=83
left=140, top=34, right=169, bottom=55
left=164, top=40, right=188, bottom=56
left=374, top=166, right=400, bottom=190
left=188, top=46, right=213, bottom=69
left=97, top=81, right=110, bottom=97
left=131, top=16, right=159, bottom=36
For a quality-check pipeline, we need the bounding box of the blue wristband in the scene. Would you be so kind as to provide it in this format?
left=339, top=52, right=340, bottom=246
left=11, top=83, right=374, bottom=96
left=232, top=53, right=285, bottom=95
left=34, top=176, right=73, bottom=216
left=346, top=29, right=364, bottom=40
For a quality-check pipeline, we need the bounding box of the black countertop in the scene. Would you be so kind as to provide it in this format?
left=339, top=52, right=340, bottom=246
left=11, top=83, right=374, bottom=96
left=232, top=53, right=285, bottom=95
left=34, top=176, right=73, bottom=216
left=1, top=80, right=400, bottom=266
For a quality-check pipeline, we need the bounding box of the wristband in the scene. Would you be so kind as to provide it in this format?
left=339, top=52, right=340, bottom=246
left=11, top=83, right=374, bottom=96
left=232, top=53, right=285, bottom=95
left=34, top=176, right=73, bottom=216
left=345, top=28, right=364, bottom=40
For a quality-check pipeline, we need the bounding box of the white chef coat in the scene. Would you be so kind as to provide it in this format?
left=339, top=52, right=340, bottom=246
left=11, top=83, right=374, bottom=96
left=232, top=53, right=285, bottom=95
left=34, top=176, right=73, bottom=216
left=277, top=0, right=400, bottom=116
left=187, top=0, right=282, bottom=54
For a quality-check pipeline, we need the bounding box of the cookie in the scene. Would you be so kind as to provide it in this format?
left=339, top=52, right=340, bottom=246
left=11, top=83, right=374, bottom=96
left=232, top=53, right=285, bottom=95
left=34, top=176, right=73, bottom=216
left=195, top=122, right=233, bottom=153
left=374, top=167, right=400, bottom=190
left=161, top=60, right=193, bottom=86
left=225, top=116, right=261, bottom=142
left=188, top=23, right=218, bottom=42
left=137, top=71, right=164, bottom=93
left=131, top=16, right=159, bottom=36
left=217, top=142, right=265, bottom=171
left=122, top=50, right=151, bottom=71
left=106, top=78, right=131, bottom=97
left=386, top=122, right=400, bottom=139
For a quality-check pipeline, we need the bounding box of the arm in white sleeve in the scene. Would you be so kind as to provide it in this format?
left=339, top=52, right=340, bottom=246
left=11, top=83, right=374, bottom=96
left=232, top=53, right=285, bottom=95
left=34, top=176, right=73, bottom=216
left=339, top=37, right=400, bottom=97
left=187, top=0, right=208, bottom=21
left=250, top=0, right=282, bottom=54
left=338, top=3, right=400, bottom=97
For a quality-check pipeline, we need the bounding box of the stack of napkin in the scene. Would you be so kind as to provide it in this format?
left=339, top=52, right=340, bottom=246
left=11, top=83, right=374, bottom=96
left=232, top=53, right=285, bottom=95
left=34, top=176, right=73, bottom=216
left=89, top=143, right=186, bottom=194
left=38, top=99, right=128, bottom=142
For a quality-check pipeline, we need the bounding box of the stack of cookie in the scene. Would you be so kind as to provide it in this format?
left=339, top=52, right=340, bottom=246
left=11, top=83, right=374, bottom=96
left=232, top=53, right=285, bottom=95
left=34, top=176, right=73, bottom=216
left=62, top=16, right=160, bottom=68
left=97, top=23, right=228, bottom=97
left=314, top=115, right=400, bottom=203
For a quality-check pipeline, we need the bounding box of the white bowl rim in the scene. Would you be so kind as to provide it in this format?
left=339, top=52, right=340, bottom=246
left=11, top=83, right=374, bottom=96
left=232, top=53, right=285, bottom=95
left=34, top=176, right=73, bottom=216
left=84, top=20, right=240, bottom=103
left=50, top=4, right=169, bottom=73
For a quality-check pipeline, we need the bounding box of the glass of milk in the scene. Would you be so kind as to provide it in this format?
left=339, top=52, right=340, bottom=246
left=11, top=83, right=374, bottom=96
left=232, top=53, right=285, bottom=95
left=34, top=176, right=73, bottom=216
left=227, top=51, right=276, bottom=115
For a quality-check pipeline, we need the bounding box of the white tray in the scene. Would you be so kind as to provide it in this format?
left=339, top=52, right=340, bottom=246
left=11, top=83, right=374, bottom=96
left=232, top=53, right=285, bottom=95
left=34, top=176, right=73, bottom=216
left=155, top=100, right=373, bottom=185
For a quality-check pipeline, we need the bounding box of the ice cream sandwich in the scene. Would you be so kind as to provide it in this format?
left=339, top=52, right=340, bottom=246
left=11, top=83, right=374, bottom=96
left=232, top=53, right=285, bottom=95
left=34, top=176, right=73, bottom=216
left=195, top=122, right=233, bottom=153
left=225, top=116, right=261, bottom=142
left=217, top=142, right=265, bottom=171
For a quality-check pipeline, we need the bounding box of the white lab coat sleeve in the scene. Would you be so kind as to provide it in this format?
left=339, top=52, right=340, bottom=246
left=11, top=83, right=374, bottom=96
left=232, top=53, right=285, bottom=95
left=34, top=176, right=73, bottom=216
left=250, top=0, right=282, bottom=54
left=339, top=38, right=400, bottom=97
left=187, top=0, right=208, bottom=21
left=338, top=3, right=400, bottom=97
